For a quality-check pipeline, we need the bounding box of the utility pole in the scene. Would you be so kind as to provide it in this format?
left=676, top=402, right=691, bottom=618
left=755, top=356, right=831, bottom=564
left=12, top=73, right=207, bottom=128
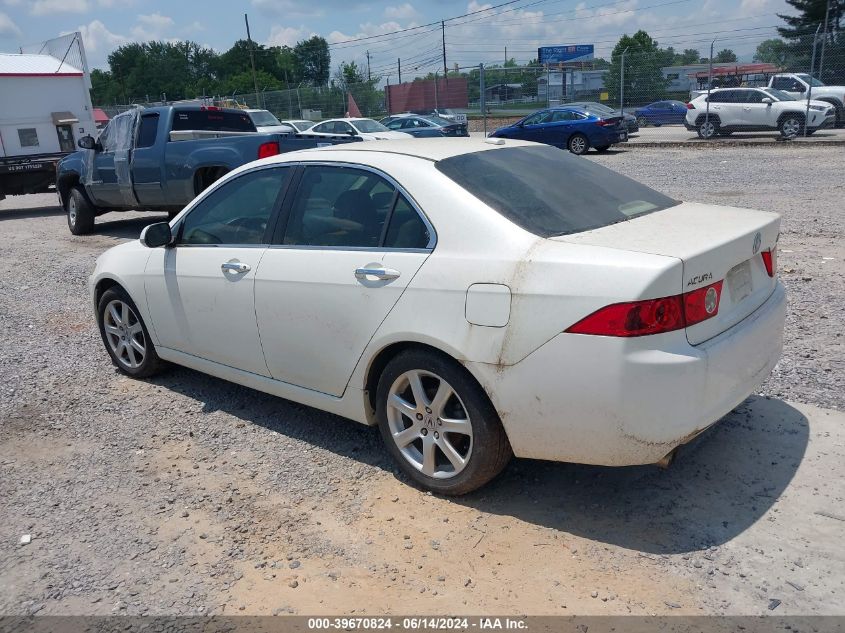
left=244, top=14, right=260, bottom=107
left=397, top=58, right=402, bottom=83
left=504, top=46, right=507, bottom=66
left=366, top=50, right=371, bottom=81
left=441, top=21, right=447, bottom=78
left=819, top=0, right=831, bottom=81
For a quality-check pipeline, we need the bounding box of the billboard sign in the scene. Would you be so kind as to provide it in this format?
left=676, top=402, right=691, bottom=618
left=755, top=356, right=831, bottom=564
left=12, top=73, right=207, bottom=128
left=538, top=44, right=595, bottom=64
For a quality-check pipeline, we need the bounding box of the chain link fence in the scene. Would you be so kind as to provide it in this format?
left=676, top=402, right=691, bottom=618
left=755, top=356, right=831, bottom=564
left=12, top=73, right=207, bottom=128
left=94, top=37, right=844, bottom=139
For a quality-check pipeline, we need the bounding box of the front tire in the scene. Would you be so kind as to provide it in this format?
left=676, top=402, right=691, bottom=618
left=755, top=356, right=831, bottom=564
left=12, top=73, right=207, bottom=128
left=779, top=115, right=804, bottom=138
left=636, top=116, right=648, bottom=128
left=97, top=287, right=166, bottom=378
left=376, top=349, right=512, bottom=495
left=66, top=186, right=95, bottom=235
left=567, top=133, right=589, bottom=155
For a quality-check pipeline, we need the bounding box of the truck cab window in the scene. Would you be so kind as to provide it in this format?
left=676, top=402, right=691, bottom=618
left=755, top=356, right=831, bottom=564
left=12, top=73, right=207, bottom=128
left=137, top=114, right=159, bottom=148
left=18, top=128, right=39, bottom=147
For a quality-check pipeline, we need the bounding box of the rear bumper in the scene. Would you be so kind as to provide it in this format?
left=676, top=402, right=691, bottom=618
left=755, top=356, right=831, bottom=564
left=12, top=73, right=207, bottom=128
left=468, top=282, right=786, bottom=466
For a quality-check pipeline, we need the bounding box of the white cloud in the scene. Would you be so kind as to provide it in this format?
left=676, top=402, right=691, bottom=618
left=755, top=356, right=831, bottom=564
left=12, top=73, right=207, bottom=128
left=267, top=25, right=309, bottom=47
left=384, top=3, right=419, bottom=20
left=0, top=10, right=21, bottom=38
left=75, top=19, right=129, bottom=52
left=97, top=0, right=136, bottom=6
left=31, top=0, right=90, bottom=15
left=130, top=12, right=175, bottom=40
left=3, top=0, right=22, bottom=6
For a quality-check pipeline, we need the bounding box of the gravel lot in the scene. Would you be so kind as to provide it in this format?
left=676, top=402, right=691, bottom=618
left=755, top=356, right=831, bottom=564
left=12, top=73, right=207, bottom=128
left=1, top=144, right=843, bottom=617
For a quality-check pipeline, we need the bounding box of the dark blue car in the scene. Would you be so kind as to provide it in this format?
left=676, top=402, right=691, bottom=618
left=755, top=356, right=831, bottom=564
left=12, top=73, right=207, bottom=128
left=633, top=100, right=688, bottom=127
left=488, top=107, right=626, bottom=154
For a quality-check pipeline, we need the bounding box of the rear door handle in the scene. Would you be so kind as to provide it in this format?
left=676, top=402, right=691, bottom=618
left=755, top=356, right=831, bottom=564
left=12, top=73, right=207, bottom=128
left=355, top=267, right=400, bottom=281
left=221, top=262, right=250, bottom=273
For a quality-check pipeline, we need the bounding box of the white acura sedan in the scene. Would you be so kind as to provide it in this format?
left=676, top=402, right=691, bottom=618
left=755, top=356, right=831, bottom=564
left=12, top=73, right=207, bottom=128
left=90, top=138, right=785, bottom=495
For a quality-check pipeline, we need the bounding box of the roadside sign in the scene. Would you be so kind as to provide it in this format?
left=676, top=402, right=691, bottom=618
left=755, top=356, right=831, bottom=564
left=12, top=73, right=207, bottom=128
left=538, top=45, right=595, bottom=64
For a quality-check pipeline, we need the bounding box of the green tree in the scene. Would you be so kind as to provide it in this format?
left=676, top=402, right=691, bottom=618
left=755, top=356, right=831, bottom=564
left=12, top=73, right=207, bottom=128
left=778, top=0, right=844, bottom=82
left=605, top=31, right=669, bottom=106
left=677, top=49, right=701, bottom=65
left=754, top=39, right=795, bottom=66
left=295, top=36, right=331, bottom=86
left=714, top=49, right=738, bottom=63
left=333, top=61, right=366, bottom=91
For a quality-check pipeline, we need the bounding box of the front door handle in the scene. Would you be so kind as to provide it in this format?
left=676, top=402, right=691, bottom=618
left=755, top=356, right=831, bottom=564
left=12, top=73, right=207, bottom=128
left=355, top=267, right=400, bottom=281
left=221, top=262, right=250, bottom=273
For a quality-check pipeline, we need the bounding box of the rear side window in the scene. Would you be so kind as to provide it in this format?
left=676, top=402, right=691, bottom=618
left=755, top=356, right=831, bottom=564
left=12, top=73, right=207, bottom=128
left=136, top=114, right=159, bottom=148
left=435, top=146, right=678, bottom=237
left=171, top=110, right=256, bottom=132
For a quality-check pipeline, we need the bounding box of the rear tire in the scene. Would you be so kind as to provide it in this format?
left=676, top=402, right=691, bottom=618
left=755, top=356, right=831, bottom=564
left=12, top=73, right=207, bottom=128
left=697, top=118, right=719, bottom=139
left=376, top=349, right=512, bottom=495
left=567, top=133, right=589, bottom=155
left=66, top=186, right=95, bottom=235
left=97, top=286, right=166, bottom=378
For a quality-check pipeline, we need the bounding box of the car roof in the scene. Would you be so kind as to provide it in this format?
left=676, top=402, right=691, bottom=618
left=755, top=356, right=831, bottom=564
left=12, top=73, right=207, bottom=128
left=317, top=117, right=376, bottom=123
left=266, top=137, right=537, bottom=163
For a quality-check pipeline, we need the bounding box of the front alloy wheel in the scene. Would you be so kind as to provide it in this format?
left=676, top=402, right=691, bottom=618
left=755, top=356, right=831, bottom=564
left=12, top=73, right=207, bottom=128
left=386, top=369, right=473, bottom=479
left=103, top=299, right=146, bottom=370
left=97, top=287, right=165, bottom=378
left=780, top=116, right=803, bottom=138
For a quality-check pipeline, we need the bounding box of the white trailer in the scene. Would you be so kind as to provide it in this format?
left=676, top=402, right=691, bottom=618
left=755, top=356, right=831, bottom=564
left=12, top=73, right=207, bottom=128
left=0, top=50, right=97, bottom=200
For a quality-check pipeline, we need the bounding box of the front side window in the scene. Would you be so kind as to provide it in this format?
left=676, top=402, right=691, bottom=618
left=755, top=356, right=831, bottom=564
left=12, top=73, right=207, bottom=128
left=743, top=91, right=767, bottom=104
left=436, top=146, right=678, bottom=238
left=18, top=128, right=39, bottom=147
left=523, top=111, right=551, bottom=125
left=178, top=168, right=290, bottom=245
left=385, top=119, right=403, bottom=130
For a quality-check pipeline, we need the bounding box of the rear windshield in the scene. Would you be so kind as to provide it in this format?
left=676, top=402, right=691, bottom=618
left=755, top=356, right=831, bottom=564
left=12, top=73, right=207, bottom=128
left=171, top=110, right=256, bottom=132
left=435, top=145, right=678, bottom=237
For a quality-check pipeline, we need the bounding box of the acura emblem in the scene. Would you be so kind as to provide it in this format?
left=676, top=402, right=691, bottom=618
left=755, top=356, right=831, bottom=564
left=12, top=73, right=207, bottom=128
left=752, top=232, right=762, bottom=255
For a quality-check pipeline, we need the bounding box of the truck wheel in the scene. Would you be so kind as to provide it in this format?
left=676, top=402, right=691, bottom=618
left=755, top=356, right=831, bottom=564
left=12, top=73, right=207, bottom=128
left=67, top=186, right=95, bottom=235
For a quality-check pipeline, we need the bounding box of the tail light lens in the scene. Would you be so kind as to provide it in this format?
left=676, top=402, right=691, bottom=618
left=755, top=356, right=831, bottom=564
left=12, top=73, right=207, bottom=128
left=595, top=119, right=616, bottom=127
left=258, top=141, right=280, bottom=159
left=761, top=248, right=776, bottom=277
left=566, top=280, right=723, bottom=337
left=686, top=102, right=695, bottom=109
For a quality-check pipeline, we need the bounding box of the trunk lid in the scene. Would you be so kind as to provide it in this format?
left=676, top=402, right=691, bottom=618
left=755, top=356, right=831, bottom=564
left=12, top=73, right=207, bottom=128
left=553, top=202, right=780, bottom=345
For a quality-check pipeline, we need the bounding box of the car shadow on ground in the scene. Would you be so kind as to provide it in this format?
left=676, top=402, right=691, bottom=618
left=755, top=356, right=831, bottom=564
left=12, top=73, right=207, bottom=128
left=88, top=214, right=170, bottom=240
left=150, top=363, right=808, bottom=555
left=0, top=205, right=64, bottom=221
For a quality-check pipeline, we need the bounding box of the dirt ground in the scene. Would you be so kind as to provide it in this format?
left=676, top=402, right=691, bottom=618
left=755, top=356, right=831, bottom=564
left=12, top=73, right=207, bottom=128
left=1, top=144, right=844, bottom=617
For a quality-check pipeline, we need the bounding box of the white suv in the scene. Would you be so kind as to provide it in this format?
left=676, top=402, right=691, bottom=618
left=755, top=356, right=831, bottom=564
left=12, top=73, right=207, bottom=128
left=685, top=87, right=836, bottom=139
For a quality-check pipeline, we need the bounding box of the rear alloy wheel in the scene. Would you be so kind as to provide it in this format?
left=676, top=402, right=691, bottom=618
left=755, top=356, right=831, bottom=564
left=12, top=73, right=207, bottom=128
left=697, top=118, right=719, bottom=139
left=780, top=115, right=803, bottom=138
left=567, top=133, right=589, bottom=155
left=97, top=287, right=166, bottom=378
left=377, top=350, right=512, bottom=495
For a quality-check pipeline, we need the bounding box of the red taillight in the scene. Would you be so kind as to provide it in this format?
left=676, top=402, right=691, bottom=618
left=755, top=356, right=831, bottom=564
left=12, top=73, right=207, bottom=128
left=257, top=141, right=280, bottom=159
left=595, top=119, right=614, bottom=126
left=566, top=280, right=723, bottom=337
left=200, top=105, right=221, bottom=111
left=686, top=102, right=695, bottom=109
left=761, top=248, right=776, bottom=277
left=683, top=280, right=723, bottom=327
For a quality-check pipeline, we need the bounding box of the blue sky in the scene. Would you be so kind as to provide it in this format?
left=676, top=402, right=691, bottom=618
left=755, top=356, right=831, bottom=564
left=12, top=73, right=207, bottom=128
left=0, top=0, right=790, bottom=78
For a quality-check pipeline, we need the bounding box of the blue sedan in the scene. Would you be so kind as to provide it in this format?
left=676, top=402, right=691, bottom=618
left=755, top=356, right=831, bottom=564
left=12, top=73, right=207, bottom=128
left=488, top=107, right=626, bottom=154
left=633, top=101, right=688, bottom=127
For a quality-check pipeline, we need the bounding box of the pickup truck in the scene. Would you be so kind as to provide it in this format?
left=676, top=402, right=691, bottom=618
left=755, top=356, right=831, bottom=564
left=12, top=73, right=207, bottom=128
left=56, top=105, right=357, bottom=234
left=768, top=73, right=845, bottom=127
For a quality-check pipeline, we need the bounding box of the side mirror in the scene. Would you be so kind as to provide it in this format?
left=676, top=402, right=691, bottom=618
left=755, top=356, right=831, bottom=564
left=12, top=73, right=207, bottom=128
left=348, top=130, right=357, bottom=137
left=793, top=84, right=806, bottom=92
left=140, top=222, right=172, bottom=248
left=761, top=97, right=774, bottom=104
left=77, top=135, right=96, bottom=150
